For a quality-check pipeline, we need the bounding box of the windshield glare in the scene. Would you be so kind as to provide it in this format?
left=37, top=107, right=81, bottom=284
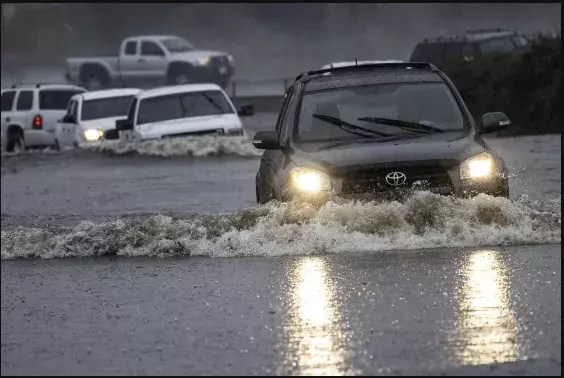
left=161, top=38, right=194, bottom=53
left=81, top=96, right=135, bottom=121
left=137, top=90, right=234, bottom=125
left=297, top=82, right=466, bottom=143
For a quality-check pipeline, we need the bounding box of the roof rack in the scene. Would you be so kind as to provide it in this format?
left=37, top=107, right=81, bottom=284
left=10, top=82, right=73, bottom=89
left=295, top=62, right=437, bottom=82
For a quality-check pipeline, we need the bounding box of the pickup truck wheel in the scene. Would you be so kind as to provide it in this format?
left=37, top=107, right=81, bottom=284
left=6, top=129, right=24, bottom=153
left=168, top=65, right=195, bottom=85
left=173, top=73, right=193, bottom=85
left=84, top=76, right=104, bottom=90
left=80, top=67, right=110, bottom=90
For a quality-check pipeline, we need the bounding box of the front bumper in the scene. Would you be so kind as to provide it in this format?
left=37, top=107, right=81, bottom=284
left=193, top=59, right=234, bottom=83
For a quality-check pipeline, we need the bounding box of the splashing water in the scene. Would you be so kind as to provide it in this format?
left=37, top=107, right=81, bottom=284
left=81, top=136, right=262, bottom=157
left=1, top=192, right=560, bottom=260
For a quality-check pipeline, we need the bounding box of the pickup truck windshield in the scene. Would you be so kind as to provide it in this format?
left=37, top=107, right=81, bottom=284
left=137, top=90, right=233, bottom=125
left=160, top=38, right=194, bottom=53
left=81, top=95, right=135, bottom=121
left=297, top=82, right=466, bottom=143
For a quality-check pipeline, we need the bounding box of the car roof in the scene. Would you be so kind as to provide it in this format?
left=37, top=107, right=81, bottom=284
left=80, top=88, right=141, bottom=101
left=300, top=66, right=444, bottom=92
left=321, top=60, right=404, bottom=69
left=127, top=35, right=180, bottom=41
left=137, top=84, right=224, bottom=100
left=5, top=84, right=85, bottom=91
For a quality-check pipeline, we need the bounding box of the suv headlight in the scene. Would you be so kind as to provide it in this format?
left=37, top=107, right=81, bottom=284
left=460, top=152, right=494, bottom=180
left=290, top=167, right=331, bottom=192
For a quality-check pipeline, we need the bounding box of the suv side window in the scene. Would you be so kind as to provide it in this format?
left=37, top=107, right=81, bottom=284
left=124, top=41, right=137, bottom=56
left=141, top=41, right=165, bottom=56
left=1, top=90, right=16, bottom=111
left=478, top=37, right=516, bottom=53
left=16, top=90, right=34, bottom=111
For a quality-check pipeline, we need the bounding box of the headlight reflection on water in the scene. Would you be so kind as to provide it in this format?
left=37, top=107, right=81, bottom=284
left=455, top=250, right=518, bottom=365
left=286, top=258, right=347, bottom=376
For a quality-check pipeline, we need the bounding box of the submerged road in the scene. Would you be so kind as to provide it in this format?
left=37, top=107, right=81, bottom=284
left=1, top=116, right=561, bottom=374
left=1, top=245, right=561, bottom=375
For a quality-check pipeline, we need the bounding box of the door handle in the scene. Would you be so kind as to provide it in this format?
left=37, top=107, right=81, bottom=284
left=138, top=58, right=146, bottom=63
left=5, top=117, right=10, bottom=122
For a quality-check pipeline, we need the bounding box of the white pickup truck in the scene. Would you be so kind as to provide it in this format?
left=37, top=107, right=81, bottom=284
left=65, top=35, right=235, bottom=90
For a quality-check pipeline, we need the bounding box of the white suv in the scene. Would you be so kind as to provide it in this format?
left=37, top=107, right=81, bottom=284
left=1, top=84, right=85, bottom=152
left=114, top=83, right=252, bottom=141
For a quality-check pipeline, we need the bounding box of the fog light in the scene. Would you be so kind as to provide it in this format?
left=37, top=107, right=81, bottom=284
left=290, top=167, right=331, bottom=192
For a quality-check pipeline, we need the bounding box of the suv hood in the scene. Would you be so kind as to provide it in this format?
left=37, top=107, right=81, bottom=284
left=292, top=132, right=486, bottom=172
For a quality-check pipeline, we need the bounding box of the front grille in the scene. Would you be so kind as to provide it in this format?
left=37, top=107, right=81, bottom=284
left=210, top=55, right=229, bottom=67
left=340, top=166, right=452, bottom=194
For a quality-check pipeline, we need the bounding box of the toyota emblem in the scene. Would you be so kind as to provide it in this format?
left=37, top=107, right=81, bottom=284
left=385, top=172, right=407, bottom=186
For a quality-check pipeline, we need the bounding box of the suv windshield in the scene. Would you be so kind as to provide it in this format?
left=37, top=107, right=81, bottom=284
left=40, top=89, right=84, bottom=110
left=137, top=90, right=233, bottom=125
left=81, top=95, right=135, bottom=121
left=297, top=82, right=466, bottom=143
left=160, top=38, right=194, bottom=53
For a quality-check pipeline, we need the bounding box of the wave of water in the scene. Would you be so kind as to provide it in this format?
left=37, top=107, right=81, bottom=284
left=81, top=136, right=262, bottom=157
left=1, top=147, right=62, bottom=157
left=1, top=136, right=261, bottom=158
left=1, top=192, right=560, bottom=260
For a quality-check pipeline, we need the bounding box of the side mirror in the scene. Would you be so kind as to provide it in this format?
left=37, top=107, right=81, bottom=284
left=116, top=119, right=133, bottom=131
left=237, top=105, right=255, bottom=117
left=104, top=129, right=120, bottom=140
left=480, top=112, right=510, bottom=134
left=61, top=114, right=76, bottom=124
left=252, top=130, right=279, bottom=150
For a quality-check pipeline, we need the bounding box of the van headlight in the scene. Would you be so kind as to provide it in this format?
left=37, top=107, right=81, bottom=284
left=290, top=167, right=331, bottom=192
left=84, top=129, right=104, bottom=142
left=460, top=152, right=494, bottom=180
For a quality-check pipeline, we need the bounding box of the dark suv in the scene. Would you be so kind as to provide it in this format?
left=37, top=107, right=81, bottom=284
left=252, top=63, right=510, bottom=204
left=409, top=29, right=529, bottom=67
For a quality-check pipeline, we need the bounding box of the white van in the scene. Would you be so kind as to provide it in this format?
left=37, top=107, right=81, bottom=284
left=113, top=84, right=252, bottom=141
left=54, top=88, right=141, bottom=149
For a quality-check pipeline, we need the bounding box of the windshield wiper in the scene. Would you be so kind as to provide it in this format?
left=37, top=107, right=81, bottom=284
left=312, top=114, right=393, bottom=138
left=357, top=117, right=446, bottom=133
left=201, top=93, right=226, bottom=114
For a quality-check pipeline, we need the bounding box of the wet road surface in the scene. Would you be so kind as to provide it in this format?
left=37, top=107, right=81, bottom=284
left=0, top=116, right=561, bottom=375
left=1, top=245, right=560, bottom=375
